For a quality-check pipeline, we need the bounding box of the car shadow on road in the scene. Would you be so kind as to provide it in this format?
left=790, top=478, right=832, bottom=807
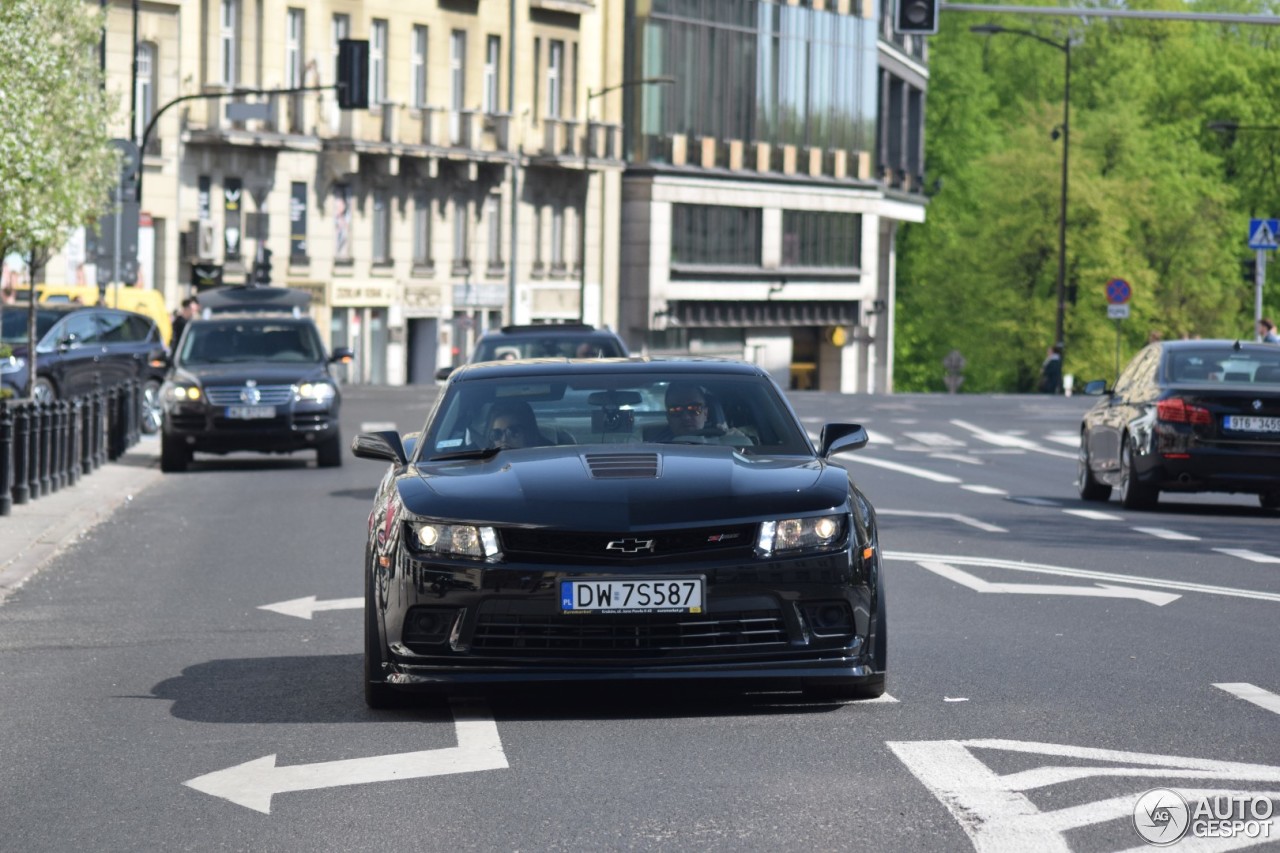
left=184, top=456, right=315, bottom=472
left=150, top=654, right=853, bottom=724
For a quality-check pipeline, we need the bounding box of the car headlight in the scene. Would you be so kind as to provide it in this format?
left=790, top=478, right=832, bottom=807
left=165, top=384, right=203, bottom=403
left=296, top=381, right=336, bottom=402
left=0, top=356, right=25, bottom=374
left=756, top=514, right=846, bottom=557
left=408, top=521, right=501, bottom=561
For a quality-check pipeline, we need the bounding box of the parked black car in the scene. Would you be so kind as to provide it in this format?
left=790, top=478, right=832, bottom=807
left=1078, top=339, right=1280, bottom=509
left=352, top=358, right=886, bottom=708
left=159, top=290, right=353, bottom=472
left=1, top=304, right=168, bottom=431
left=435, top=323, right=629, bottom=379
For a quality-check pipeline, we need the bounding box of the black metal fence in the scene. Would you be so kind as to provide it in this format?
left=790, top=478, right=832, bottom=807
left=0, top=380, right=143, bottom=517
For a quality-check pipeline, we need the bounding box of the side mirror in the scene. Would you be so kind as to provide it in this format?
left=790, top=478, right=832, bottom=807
left=149, top=349, right=171, bottom=369
left=351, top=430, right=408, bottom=465
left=434, top=366, right=455, bottom=381
left=330, top=346, right=355, bottom=365
left=820, top=423, right=869, bottom=458
left=57, top=336, right=75, bottom=352
left=1082, top=379, right=1110, bottom=396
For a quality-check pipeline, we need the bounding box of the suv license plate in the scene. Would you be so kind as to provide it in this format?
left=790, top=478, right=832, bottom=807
left=1223, top=415, right=1280, bottom=432
left=225, top=406, right=276, bottom=419
left=560, top=578, right=704, bottom=614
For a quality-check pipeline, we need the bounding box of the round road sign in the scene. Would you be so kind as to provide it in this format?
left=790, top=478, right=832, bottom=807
left=1105, top=278, right=1131, bottom=305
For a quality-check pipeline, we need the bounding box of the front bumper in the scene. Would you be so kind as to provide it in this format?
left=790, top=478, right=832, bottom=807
left=163, top=400, right=339, bottom=453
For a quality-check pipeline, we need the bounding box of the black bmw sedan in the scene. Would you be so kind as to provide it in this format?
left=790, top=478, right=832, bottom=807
left=352, top=359, right=886, bottom=707
left=1078, top=339, right=1280, bottom=510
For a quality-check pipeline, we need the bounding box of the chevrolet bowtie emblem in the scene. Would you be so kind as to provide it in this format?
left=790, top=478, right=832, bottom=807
left=606, top=538, right=656, bottom=554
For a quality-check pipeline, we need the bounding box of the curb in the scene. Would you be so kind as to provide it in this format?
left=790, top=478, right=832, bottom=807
left=0, top=437, right=163, bottom=605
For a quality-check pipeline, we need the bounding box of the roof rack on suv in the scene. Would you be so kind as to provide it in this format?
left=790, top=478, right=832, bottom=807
left=499, top=323, right=597, bottom=334
left=199, top=285, right=311, bottom=317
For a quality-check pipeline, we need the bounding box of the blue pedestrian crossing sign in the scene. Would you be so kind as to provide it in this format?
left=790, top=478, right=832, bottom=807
left=1248, top=218, right=1279, bottom=250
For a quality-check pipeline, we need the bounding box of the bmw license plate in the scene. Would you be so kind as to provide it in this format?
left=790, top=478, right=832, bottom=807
left=560, top=578, right=704, bottom=614
left=225, top=406, right=276, bottom=419
left=1223, top=415, right=1280, bottom=433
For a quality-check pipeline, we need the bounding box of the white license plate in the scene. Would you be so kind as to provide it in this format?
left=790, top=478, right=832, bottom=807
left=225, top=406, right=276, bottom=420
left=1223, top=415, right=1280, bottom=432
left=560, top=578, right=704, bottom=614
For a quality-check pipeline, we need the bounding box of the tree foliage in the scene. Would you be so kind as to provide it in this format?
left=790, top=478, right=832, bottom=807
left=896, top=1, right=1280, bottom=391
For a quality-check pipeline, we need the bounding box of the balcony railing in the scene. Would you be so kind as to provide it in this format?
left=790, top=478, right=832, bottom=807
left=418, top=107, right=511, bottom=153
left=647, top=133, right=877, bottom=183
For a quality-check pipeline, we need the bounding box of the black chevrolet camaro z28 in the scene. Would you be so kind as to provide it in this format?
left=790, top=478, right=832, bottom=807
left=352, top=358, right=885, bottom=707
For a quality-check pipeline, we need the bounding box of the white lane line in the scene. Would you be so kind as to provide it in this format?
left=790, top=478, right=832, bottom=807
left=1133, top=527, right=1201, bottom=541
left=360, top=421, right=398, bottom=432
left=884, top=551, right=1280, bottom=603
left=950, top=419, right=1078, bottom=460
left=865, top=429, right=894, bottom=446
left=878, top=509, right=1007, bottom=533
left=929, top=453, right=983, bottom=466
left=1213, top=548, right=1280, bottom=564
left=1214, top=683, right=1280, bottom=717
left=1010, top=497, right=1061, bottom=507
left=1062, top=509, right=1123, bottom=521
left=962, top=485, right=1008, bottom=495
left=903, top=431, right=966, bottom=448
left=1044, top=432, right=1080, bottom=448
left=842, top=455, right=962, bottom=484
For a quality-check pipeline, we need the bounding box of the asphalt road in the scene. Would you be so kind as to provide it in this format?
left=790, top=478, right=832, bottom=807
left=1, top=387, right=1277, bottom=852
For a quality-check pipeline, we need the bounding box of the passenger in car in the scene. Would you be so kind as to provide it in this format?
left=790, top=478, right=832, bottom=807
left=486, top=400, right=553, bottom=449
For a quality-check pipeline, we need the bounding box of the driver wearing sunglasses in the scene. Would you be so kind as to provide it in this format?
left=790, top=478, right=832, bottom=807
left=485, top=400, right=551, bottom=449
left=652, top=382, right=753, bottom=446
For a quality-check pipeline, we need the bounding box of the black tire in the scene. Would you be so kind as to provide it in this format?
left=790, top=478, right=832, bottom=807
left=139, top=379, right=163, bottom=435
left=31, top=378, right=56, bottom=403
left=1077, top=438, right=1112, bottom=502
left=317, top=431, right=343, bottom=468
left=1119, top=436, right=1158, bottom=509
left=160, top=433, right=189, bottom=473
left=364, top=552, right=399, bottom=710
left=1260, top=492, right=1280, bottom=511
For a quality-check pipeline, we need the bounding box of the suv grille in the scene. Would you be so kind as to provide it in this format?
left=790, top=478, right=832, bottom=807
left=205, top=385, right=294, bottom=406
left=500, top=523, right=757, bottom=563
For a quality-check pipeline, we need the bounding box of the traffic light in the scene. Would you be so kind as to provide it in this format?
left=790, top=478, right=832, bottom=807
left=336, top=39, right=369, bottom=110
left=252, top=247, right=273, bottom=286
left=895, top=0, right=939, bottom=34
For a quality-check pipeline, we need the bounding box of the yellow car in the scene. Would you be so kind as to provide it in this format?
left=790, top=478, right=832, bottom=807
left=17, top=284, right=174, bottom=346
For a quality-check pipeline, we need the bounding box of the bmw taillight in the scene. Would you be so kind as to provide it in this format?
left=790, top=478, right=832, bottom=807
left=1157, top=397, right=1211, bottom=425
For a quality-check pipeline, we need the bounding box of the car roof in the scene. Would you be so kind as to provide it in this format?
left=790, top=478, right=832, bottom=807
left=188, top=314, right=313, bottom=325
left=445, top=357, right=767, bottom=381
left=1158, top=339, right=1278, bottom=355
left=485, top=323, right=604, bottom=336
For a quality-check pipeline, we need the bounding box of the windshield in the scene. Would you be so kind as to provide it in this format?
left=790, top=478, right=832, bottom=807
left=471, top=335, right=627, bottom=362
left=1, top=309, right=60, bottom=345
left=421, top=372, right=811, bottom=459
left=177, top=320, right=325, bottom=365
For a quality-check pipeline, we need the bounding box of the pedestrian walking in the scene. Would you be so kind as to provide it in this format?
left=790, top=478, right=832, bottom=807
left=1038, top=345, right=1063, bottom=394
left=1258, top=317, right=1280, bottom=343
left=171, top=296, right=199, bottom=348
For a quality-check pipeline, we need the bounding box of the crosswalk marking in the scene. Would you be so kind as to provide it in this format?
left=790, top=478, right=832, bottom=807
left=1213, top=548, right=1280, bottom=564
left=1133, top=527, right=1200, bottom=541
left=962, top=485, right=1007, bottom=495
left=1214, top=683, right=1280, bottom=717
left=1062, top=509, right=1123, bottom=521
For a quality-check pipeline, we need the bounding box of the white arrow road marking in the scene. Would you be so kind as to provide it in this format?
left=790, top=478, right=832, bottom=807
left=184, top=698, right=508, bottom=814
left=889, top=738, right=1280, bottom=853
left=1062, top=508, right=1123, bottom=521
left=1215, top=683, right=1280, bottom=717
left=842, top=455, right=962, bottom=483
left=915, top=560, right=1180, bottom=606
left=1213, top=548, right=1280, bottom=564
left=885, top=551, right=1280, bottom=604
left=877, top=510, right=1006, bottom=533
left=257, top=595, right=362, bottom=620
left=1133, top=527, right=1201, bottom=541
left=950, top=419, right=1078, bottom=460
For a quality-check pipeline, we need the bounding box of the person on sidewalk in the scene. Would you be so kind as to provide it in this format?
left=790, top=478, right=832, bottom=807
left=1038, top=345, right=1064, bottom=394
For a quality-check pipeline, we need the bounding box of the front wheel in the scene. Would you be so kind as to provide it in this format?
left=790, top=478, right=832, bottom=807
left=1077, top=438, right=1112, bottom=502
left=1119, top=437, right=1158, bottom=509
left=140, top=380, right=162, bottom=435
left=317, top=431, right=343, bottom=468
left=31, top=378, right=56, bottom=403
left=364, top=553, right=399, bottom=710
left=160, top=433, right=189, bottom=473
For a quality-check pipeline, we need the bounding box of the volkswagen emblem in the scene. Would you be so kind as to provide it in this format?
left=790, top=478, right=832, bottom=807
left=240, top=386, right=262, bottom=404
left=606, top=538, right=656, bottom=554
left=1253, top=399, right=1264, bottom=411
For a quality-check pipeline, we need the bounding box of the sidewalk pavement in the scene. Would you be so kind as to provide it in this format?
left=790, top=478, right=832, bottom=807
left=0, top=436, right=163, bottom=605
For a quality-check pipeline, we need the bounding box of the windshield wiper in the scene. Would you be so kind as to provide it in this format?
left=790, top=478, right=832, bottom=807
left=428, top=446, right=503, bottom=462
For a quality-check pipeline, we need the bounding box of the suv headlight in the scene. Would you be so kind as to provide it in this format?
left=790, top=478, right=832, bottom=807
left=756, top=514, right=847, bottom=557
left=296, top=381, right=336, bottom=402
left=407, top=521, right=501, bottom=561
left=165, top=384, right=203, bottom=403
left=0, top=355, right=25, bottom=374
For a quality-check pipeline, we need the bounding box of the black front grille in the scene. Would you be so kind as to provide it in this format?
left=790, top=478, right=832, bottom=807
left=501, top=523, right=758, bottom=563
left=472, top=605, right=787, bottom=656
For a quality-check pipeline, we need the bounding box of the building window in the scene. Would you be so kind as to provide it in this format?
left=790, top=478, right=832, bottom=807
left=550, top=205, right=565, bottom=273
left=135, top=42, right=156, bottom=149
left=411, top=25, right=428, bottom=110
left=486, top=195, right=502, bottom=271
left=450, top=30, right=467, bottom=143
left=781, top=211, right=861, bottom=268
left=333, top=184, right=352, bottom=263
left=670, top=205, right=762, bottom=267
left=289, top=182, right=308, bottom=262
left=483, top=35, right=501, bottom=115
left=547, top=40, right=563, bottom=120
left=413, top=193, right=433, bottom=268
left=286, top=10, right=304, bottom=86
left=219, top=0, right=238, bottom=86
left=532, top=38, right=541, bottom=120
left=370, top=19, right=388, bottom=107
left=452, top=198, right=469, bottom=274
left=372, top=190, right=391, bottom=265
left=531, top=206, right=544, bottom=275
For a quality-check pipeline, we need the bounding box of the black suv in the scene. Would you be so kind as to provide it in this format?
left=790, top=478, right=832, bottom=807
left=159, top=287, right=353, bottom=472
left=435, top=323, right=629, bottom=379
left=1, top=304, right=168, bottom=431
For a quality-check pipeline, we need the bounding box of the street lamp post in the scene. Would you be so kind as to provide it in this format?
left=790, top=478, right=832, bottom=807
left=971, top=25, right=1072, bottom=360
left=578, top=75, right=675, bottom=323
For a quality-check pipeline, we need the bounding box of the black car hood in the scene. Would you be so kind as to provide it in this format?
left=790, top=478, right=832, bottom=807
left=175, top=363, right=330, bottom=385
left=398, top=446, right=849, bottom=529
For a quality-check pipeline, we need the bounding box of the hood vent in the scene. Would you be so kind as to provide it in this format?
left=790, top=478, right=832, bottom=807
left=584, top=452, right=660, bottom=479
